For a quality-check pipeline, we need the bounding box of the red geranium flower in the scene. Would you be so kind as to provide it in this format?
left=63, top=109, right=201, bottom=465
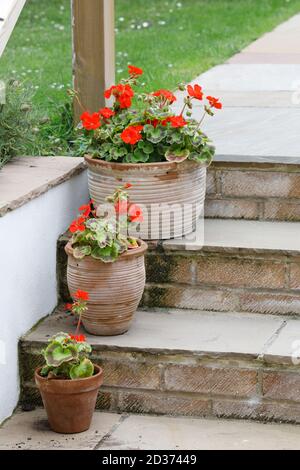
left=162, top=116, right=187, bottom=128
left=128, top=65, right=143, bottom=76
left=64, top=303, right=73, bottom=311
left=146, top=119, right=159, bottom=128
left=128, top=204, right=143, bottom=223
left=123, top=183, right=132, bottom=189
left=79, top=201, right=93, bottom=218
left=69, top=334, right=86, bottom=342
left=74, top=290, right=89, bottom=301
left=169, top=115, right=187, bottom=128
left=187, top=84, right=203, bottom=101
left=121, top=125, right=143, bottom=145
left=104, top=84, right=134, bottom=109
left=69, top=216, right=86, bottom=233
left=207, top=95, right=222, bottom=109
left=152, top=89, right=176, bottom=103
left=99, top=107, right=115, bottom=119
left=80, top=111, right=101, bottom=130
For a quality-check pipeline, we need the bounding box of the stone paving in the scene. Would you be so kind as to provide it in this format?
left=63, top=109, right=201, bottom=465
left=174, top=14, right=300, bottom=163
left=1, top=409, right=300, bottom=450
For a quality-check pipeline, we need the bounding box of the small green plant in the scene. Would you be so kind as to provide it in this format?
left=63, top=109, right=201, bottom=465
left=40, top=332, right=94, bottom=380
left=69, top=184, right=142, bottom=263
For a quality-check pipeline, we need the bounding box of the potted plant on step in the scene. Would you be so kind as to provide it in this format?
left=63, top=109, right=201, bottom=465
left=65, top=184, right=147, bottom=336
left=74, top=65, right=222, bottom=239
left=35, top=332, right=103, bottom=434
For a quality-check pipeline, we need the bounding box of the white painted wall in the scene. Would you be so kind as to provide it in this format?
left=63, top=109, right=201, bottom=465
left=0, top=170, right=88, bottom=423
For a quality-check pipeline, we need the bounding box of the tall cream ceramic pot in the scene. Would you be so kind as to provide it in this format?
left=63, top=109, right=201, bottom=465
left=85, top=156, right=207, bottom=240
left=65, top=241, right=147, bottom=336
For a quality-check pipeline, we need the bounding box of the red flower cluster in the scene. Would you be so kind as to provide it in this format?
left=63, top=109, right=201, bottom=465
left=69, top=334, right=86, bottom=342
left=69, top=216, right=86, bottom=233
left=207, top=95, right=222, bottom=109
left=162, top=115, right=187, bottom=128
left=80, top=112, right=101, bottom=130
left=69, top=200, right=94, bottom=233
left=99, top=107, right=115, bottom=119
left=104, top=83, right=134, bottom=109
left=187, top=84, right=203, bottom=101
left=152, top=89, right=177, bottom=104
left=74, top=290, right=89, bottom=301
left=128, top=65, right=143, bottom=76
left=121, top=125, right=143, bottom=145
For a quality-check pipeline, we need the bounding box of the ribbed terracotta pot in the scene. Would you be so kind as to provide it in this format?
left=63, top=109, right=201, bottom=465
left=35, top=365, right=103, bottom=434
left=65, top=240, right=147, bottom=336
left=85, top=156, right=207, bottom=240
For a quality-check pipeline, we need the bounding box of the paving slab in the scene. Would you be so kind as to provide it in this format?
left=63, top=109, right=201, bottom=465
left=264, top=319, right=300, bottom=364
left=244, top=32, right=300, bottom=55
left=196, top=107, right=300, bottom=159
left=190, top=64, right=300, bottom=92
left=98, top=413, right=300, bottom=450
left=25, top=307, right=283, bottom=359
left=228, top=52, right=300, bottom=64
left=273, top=13, right=300, bottom=33
left=163, top=219, right=300, bottom=254
left=0, top=157, right=86, bottom=217
left=0, top=409, right=120, bottom=450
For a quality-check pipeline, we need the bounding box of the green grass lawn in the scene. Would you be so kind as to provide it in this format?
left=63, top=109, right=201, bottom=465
left=1, top=0, right=300, bottom=158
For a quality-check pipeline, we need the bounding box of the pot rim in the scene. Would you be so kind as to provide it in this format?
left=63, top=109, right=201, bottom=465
left=35, top=364, right=103, bottom=383
left=84, top=154, right=208, bottom=170
left=65, top=239, right=148, bottom=261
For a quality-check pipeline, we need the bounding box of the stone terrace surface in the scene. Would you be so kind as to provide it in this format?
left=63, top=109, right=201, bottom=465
left=0, top=157, right=86, bottom=217
left=1, top=410, right=300, bottom=450
left=174, top=14, right=300, bottom=164
left=20, top=307, right=300, bottom=423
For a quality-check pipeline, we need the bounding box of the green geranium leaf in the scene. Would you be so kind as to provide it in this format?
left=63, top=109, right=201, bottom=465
left=165, top=148, right=190, bottom=163
left=44, top=342, right=78, bottom=367
left=73, top=245, right=92, bottom=259
left=133, top=148, right=149, bottom=163
left=70, top=358, right=94, bottom=380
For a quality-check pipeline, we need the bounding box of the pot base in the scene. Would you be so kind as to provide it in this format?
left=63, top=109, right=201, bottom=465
left=83, top=319, right=129, bottom=336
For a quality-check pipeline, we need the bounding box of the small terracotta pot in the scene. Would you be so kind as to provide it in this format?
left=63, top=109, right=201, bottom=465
left=65, top=240, right=147, bottom=336
left=85, top=156, right=207, bottom=240
left=35, top=365, right=103, bottom=434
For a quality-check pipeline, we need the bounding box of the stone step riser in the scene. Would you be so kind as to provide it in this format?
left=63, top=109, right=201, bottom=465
left=143, top=250, right=300, bottom=315
left=19, top=343, right=300, bottom=424
left=207, top=162, right=300, bottom=221
left=57, top=237, right=300, bottom=315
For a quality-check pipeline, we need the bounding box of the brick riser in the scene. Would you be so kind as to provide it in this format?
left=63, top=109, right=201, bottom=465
left=57, top=237, right=300, bottom=316
left=19, top=342, right=300, bottom=424
left=143, top=249, right=300, bottom=315
left=206, top=162, right=300, bottom=221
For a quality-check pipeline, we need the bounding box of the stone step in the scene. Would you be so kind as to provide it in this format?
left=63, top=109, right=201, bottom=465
left=2, top=409, right=300, bottom=450
left=207, top=161, right=300, bottom=222
left=20, top=307, right=300, bottom=424
left=57, top=219, right=300, bottom=316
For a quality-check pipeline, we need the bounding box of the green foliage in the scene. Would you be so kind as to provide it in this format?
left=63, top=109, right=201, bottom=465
left=40, top=332, right=94, bottom=380
left=69, top=186, right=142, bottom=262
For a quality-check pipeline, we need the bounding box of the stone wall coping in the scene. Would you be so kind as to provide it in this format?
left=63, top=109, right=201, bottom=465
left=0, top=156, right=86, bottom=217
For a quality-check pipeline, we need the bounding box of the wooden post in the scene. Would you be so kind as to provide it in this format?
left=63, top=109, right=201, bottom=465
left=72, top=0, right=115, bottom=123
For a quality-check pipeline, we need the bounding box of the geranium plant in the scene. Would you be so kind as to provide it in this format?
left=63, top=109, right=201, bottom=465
left=74, top=65, right=222, bottom=164
left=40, top=332, right=93, bottom=380
left=68, top=184, right=143, bottom=262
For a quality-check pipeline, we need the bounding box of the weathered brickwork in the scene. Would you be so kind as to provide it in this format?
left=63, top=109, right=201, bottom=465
left=20, top=342, right=300, bottom=424
left=206, top=163, right=300, bottom=222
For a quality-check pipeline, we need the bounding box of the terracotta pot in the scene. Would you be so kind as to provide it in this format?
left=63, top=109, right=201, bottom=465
left=65, top=240, right=147, bottom=336
left=85, top=156, right=207, bottom=240
left=35, top=365, right=103, bottom=434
